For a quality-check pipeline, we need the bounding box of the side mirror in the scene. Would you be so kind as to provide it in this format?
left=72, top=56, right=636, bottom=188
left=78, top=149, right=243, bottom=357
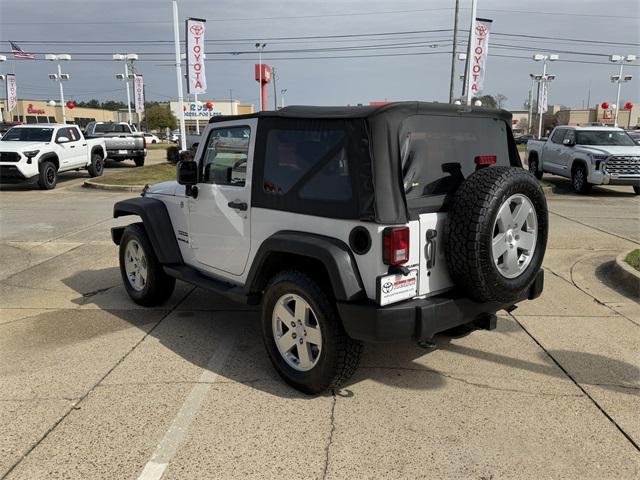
left=57, top=136, right=70, bottom=144
left=176, top=160, right=198, bottom=186
left=563, top=138, right=575, bottom=146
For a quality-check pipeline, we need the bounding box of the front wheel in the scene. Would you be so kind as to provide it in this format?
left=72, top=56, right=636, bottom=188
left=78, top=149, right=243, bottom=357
left=119, top=223, right=176, bottom=306
left=528, top=158, right=543, bottom=180
left=37, top=161, right=57, bottom=190
left=633, top=185, right=639, bottom=195
left=261, top=270, right=362, bottom=394
left=571, top=165, right=592, bottom=194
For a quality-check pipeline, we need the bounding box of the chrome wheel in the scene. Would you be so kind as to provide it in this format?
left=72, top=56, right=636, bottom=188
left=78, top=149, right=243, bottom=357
left=124, top=239, right=148, bottom=291
left=492, top=194, right=538, bottom=279
left=272, top=293, right=322, bottom=372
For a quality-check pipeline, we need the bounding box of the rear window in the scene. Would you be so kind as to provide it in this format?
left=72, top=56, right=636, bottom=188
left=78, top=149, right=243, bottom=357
left=94, top=123, right=128, bottom=133
left=400, top=115, right=511, bottom=213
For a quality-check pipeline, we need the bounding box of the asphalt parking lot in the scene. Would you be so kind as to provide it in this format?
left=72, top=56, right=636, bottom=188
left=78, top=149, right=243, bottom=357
left=1, top=158, right=639, bottom=479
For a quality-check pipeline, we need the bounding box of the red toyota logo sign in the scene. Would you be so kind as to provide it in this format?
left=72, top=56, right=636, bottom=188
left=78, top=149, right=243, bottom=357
left=190, top=24, right=204, bottom=36
left=475, top=24, right=489, bottom=36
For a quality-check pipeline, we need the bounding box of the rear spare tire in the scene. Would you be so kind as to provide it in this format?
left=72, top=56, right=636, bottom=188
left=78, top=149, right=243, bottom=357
left=445, top=166, right=548, bottom=303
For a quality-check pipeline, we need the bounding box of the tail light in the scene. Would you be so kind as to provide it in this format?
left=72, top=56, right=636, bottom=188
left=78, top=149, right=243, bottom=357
left=143, top=136, right=147, bottom=149
left=382, top=227, right=410, bottom=265
left=475, top=155, right=497, bottom=166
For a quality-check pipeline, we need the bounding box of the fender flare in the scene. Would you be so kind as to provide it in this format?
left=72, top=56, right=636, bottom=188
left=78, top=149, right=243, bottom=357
left=112, top=197, right=183, bottom=264
left=38, top=153, right=60, bottom=170
left=245, top=231, right=365, bottom=302
left=91, top=145, right=106, bottom=159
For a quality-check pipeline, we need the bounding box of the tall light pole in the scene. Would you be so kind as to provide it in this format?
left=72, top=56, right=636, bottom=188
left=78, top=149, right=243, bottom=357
left=255, top=43, right=266, bottom=111
left=46, top=54, right=71, bottom=124
left=113, top=53, right=137, bottom=124
left=280, top=89, right=287, bottom=109
left=533, top=53, right=558, bottom=138
left=609, top=54, right=635, bottom=127
left=172, top=1, right=186, bottom=151
left=527, top=74, right=537, bottom=135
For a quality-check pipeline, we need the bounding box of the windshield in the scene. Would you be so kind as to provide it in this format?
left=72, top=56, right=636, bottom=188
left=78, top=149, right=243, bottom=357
left=1, top=127, right=54, bottom=142
left=575, top=130, right=636, bottom=146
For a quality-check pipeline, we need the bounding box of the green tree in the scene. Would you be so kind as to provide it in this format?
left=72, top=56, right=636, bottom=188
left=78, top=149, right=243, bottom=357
left=473, top=95, right=497, bottom=108
left=144, top=104, right=177, bottom=131
left=101, top=100, right=127, bottom=111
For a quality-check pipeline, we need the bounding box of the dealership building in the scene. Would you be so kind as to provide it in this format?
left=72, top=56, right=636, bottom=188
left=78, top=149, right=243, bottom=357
left=1, top=99, right=121, bottom=127
left=169, top=99, right=254, bottom=133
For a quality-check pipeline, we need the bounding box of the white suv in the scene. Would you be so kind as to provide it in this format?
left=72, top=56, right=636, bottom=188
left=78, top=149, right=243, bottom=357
left=111, top=102, right=548, bottom=393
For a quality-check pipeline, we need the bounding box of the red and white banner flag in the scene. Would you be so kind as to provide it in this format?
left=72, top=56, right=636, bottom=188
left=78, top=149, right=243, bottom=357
left=134, top=74, right=145, bottom=113
left=185, top=17, right=207, bottom=94
left=6, top=74, right=17, bottom=112
left=469, top=18, right=492, bottom=96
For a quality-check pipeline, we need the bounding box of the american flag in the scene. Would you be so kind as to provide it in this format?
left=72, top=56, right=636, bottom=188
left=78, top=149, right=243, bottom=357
left=10, top=41, right=35, bottom=60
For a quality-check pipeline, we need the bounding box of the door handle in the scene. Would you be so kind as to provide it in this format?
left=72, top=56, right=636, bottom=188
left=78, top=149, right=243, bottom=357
left=82, top=143, right=87, bottom=146
left=70, top=145, right=76, bottom=148
left=228, top=201, right=248, bottom=211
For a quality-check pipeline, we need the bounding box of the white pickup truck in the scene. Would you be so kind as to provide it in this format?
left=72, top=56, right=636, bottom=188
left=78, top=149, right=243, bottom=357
left=0, top=124, right=106, bottom=189
left=526, top=126, right=640, bottom=194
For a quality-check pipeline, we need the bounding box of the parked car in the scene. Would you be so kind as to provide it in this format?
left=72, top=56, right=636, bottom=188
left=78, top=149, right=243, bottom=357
left=84, top=121, right=146, bottom=167
left=515, top=134, right=534, bottom=145
left=527, top=126, right=640, bottom=194
left=143, top=132, right=160, bottom=144
left=0, top=124, right=106, bottom=189
left=111, top=102, right=548, bottom=394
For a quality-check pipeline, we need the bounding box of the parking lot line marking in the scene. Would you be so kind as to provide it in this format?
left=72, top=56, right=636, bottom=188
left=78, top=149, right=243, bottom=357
left=137, top=324, right=238, bottom=480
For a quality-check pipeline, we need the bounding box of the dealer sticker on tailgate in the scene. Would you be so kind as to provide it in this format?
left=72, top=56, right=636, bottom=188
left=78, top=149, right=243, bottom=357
left=377, top=269, right=418, bottom=306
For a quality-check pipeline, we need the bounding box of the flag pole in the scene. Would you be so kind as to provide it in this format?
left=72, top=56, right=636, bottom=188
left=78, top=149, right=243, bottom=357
left=172, top=0, right=187, bottom=152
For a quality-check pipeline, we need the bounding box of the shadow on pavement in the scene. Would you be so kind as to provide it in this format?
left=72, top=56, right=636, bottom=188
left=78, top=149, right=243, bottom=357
left=542, top=177, right=638, bottom=197
left=0, top=171, right=89, bottom=191
left=62, top=266, right=640, bottom=397
left=595, top=260, right=640, bottom=300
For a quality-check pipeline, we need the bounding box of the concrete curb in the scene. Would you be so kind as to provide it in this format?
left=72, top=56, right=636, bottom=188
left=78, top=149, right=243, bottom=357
left=613, top=250, right=640, bottom=297
left=83, top=180, right=145, bottom=193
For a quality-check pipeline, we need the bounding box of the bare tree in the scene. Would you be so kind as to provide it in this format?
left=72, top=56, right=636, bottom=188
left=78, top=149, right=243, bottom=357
left=495, top=93, right=508, bottom=109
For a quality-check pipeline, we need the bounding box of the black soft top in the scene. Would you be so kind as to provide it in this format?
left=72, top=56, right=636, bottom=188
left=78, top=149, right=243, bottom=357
left=211, top=102, right=515, bottom=224
left=209, top=101, right=511, bottom=124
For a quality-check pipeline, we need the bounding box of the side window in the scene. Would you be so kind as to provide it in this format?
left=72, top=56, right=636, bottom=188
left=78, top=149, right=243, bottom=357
left=550, top=129, right=566, bottom=144
left=564, top=130, right=575, bottom=143
left=67, top=127, right=80, bottom=141
left=262, top=129, right=348, bottom=200
left=56, top=128, right=71, bottom=142
left=201, top=126, right=250, bottom=187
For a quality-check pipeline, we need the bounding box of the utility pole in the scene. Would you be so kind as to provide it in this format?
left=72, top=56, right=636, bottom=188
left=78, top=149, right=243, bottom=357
left=229, top=88, right=233, bottom=114
left=448, top=0, right=460, bottom=103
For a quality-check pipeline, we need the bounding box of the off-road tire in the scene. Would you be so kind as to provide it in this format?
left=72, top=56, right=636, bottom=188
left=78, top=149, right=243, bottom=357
left=37, top=161, right=57, bottom=190
left=87, top=153, right=104, bottom=177
left=119, top=223, right=175, bottom=306
left=445, top=166, right=548, bottom=303
left=261, top=270, right=362, bottom=394
left=571, top=164, right=592, bottom=194
left=633, top=185, right=639, bottom=195
left=528, top=157, right=543, bottom=180
left=133, top=155, right=145, bottom=167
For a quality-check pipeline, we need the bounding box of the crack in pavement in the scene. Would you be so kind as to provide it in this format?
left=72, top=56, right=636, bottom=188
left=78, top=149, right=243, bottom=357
left=0, top=285, right=196, bottom=480
left=321, top=390, right=337, bottom=480
left=509, top=313, right=640, bottom=453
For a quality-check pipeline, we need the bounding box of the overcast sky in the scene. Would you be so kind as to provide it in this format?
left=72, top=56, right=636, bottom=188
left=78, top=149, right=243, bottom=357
left=1, top=0, right=638, bottom=110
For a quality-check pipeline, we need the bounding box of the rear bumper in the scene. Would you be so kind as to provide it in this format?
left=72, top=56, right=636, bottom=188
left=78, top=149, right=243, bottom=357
left=338, top=269, right=544, bottom=343
left=107, top=149, right=146, bottom=158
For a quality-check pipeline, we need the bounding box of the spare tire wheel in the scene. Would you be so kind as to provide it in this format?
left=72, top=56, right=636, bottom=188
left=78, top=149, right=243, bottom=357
left=444, top=166, right=548, bottom=303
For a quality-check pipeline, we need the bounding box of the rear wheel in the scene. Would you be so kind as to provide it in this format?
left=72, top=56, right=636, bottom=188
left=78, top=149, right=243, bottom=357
left=87, top=153, right=104, bottom=177
left=119, top=223, right=175, bottom=306
left=571, top=164, right=592, bottom=194
left=261, top=270, right=362, bottom=394
left=134, top=155, right=145, bottom=167
left=37, top=161, right=57, bottom=190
